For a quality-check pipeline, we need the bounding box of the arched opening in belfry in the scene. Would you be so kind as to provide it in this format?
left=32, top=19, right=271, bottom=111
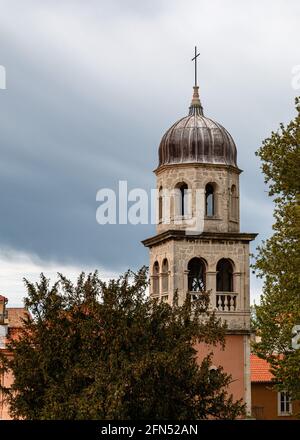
left=230, top=184, right=237, bottom=219
left=175, top=182, right=188, bottom=216
left=161, top=258, right=169, bottom=293
left=216, top=258, right=234, bottom=292
left=188, top=257, right=206, bottom=292
left=205, top=183, right=215, bottom=217
left=158, top=186, right=163, bottom=223
left=152, top=261, right=160, bottom=295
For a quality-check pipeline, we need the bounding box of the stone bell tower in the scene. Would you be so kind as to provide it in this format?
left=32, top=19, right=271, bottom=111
left=142, top=79, right=257, bottom=413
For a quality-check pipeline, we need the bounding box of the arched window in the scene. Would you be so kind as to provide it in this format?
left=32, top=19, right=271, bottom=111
left=175, top=182, right=188, bottom=216
left=230, top=185, right=237, bottom=219
left=216, top=259, right=233, bottom=292
left=208, top=365, right=219, bottom=383
left=188, top=257, right=206, bottom=292
left=152, top=261, right=160, bottom=295
left=158, top=186, right=163, bottom=223
left=205, top=183, right=215, bottom=217
left=161, top=258, right=169, bottom=293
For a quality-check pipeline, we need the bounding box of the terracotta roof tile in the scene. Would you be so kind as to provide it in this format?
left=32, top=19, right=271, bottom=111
left=251, top=354, right=274, bottom=382
left=7, top=308, right=28, bottom=328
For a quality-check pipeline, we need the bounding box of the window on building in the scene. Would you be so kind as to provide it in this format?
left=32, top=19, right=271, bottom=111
left=152, top=261, right=160, bottom=295
left=207, top=365, right=218, bottom=383
left=230, top=184, right=237, bottom=219
left=216, top=258, right=233, bottom=292
left=188, top=258, right=206, bottom=292
left=158, top=186, right=163, bottom=223
left=278, top=391, right=292, bottom=416
left=175, top=182, right=188, bottom=216
left=161, top=258, right=169, bottom=293
left=205, top=183, right=215, bottom=217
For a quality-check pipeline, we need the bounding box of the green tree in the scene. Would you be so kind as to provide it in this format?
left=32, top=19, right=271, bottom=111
left=253, top=97, right=300, bottom=403
left=0, top=267, right=244, bottom=420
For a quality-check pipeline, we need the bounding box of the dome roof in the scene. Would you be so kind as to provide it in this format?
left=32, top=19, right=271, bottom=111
left=158, top=86, right=237, bottom=168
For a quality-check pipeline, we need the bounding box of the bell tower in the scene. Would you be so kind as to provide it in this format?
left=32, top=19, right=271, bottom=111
left=142, top=72, right=257, bottom=413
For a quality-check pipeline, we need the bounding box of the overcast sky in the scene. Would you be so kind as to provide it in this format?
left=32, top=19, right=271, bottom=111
left=0, top=0, right=299, bottom=306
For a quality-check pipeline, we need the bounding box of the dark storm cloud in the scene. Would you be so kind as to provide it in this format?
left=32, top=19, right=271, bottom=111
left=0, top=0, right=299, bottom=279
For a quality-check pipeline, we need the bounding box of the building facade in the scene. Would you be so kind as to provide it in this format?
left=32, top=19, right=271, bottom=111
left=0, top=295, right=27, bottom=420
left=143, top=84, right=257, bottom=414
left=251, top=354, right=300, bottom=419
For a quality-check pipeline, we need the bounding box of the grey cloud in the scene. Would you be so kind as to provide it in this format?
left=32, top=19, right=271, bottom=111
left=0, top=0, right=299, bottom=283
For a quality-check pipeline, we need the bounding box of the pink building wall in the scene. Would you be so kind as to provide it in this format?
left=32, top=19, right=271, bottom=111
left=0, top=353, right=14, bottom=420
left=195, top=334, right=247, bottom=404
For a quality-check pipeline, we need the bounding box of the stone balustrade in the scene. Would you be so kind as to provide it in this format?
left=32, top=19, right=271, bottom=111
left=216, top=292, right=238, bottom=312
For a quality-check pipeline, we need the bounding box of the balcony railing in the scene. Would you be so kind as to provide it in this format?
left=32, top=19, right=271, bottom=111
left=0, top=311, right=8, bottom=324
left=252, top=406, right=264, bottom=420
left=188, top=291, right=210, bottom=302
left=150, top=293, right=169, bottom=303
left=150, top=292, right=239, bottom=312
left=216, top=292, right=238, bottom=312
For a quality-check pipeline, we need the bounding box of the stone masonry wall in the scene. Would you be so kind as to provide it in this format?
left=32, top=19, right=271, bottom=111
left=156, top=163, right=240, bottom=235
left=149, top=237, right=251, bottom=331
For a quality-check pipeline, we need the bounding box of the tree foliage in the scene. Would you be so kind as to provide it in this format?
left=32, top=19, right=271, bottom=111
left=253, top=97, right=300, bottom=402
left=0, top=267, right=244, bottom=420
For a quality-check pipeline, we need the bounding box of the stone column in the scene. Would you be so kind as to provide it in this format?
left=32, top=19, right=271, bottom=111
left=149, top=275, right=154, bottom=296
left=169, top=263, right=175, bottom=305
left=244, top=334, right=252, bottom=416
left=233, top=272, right=242, bottom=310
left=183, top=270, right=189, bottom=305
left=206, top=271, right=217, bottom=310
left=158, top=273, right=163, bottom=300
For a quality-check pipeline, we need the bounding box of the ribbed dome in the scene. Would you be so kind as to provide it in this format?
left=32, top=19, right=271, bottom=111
left=158, top=87, right=237, bottom=168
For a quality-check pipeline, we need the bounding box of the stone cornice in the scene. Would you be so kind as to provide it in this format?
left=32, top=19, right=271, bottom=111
left=142, top=230, right=258, bottom=248
left=154, top=162, right=243, bottom=176
left=224, top=329, right=252, bottom=335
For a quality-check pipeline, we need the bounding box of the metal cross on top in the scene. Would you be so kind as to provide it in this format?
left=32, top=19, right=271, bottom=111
left=191, top=46, right=200, bottom=87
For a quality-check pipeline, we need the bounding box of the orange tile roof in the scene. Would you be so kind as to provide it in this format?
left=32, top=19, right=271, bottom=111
left=251, top=354, right=274, bottom=382
left=7, top=307, right=28, bottom=328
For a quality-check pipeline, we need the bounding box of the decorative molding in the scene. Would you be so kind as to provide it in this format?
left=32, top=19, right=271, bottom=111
left=142, top=230, right=258, bottom=248
left=154, top=162, right=243, bottom=176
